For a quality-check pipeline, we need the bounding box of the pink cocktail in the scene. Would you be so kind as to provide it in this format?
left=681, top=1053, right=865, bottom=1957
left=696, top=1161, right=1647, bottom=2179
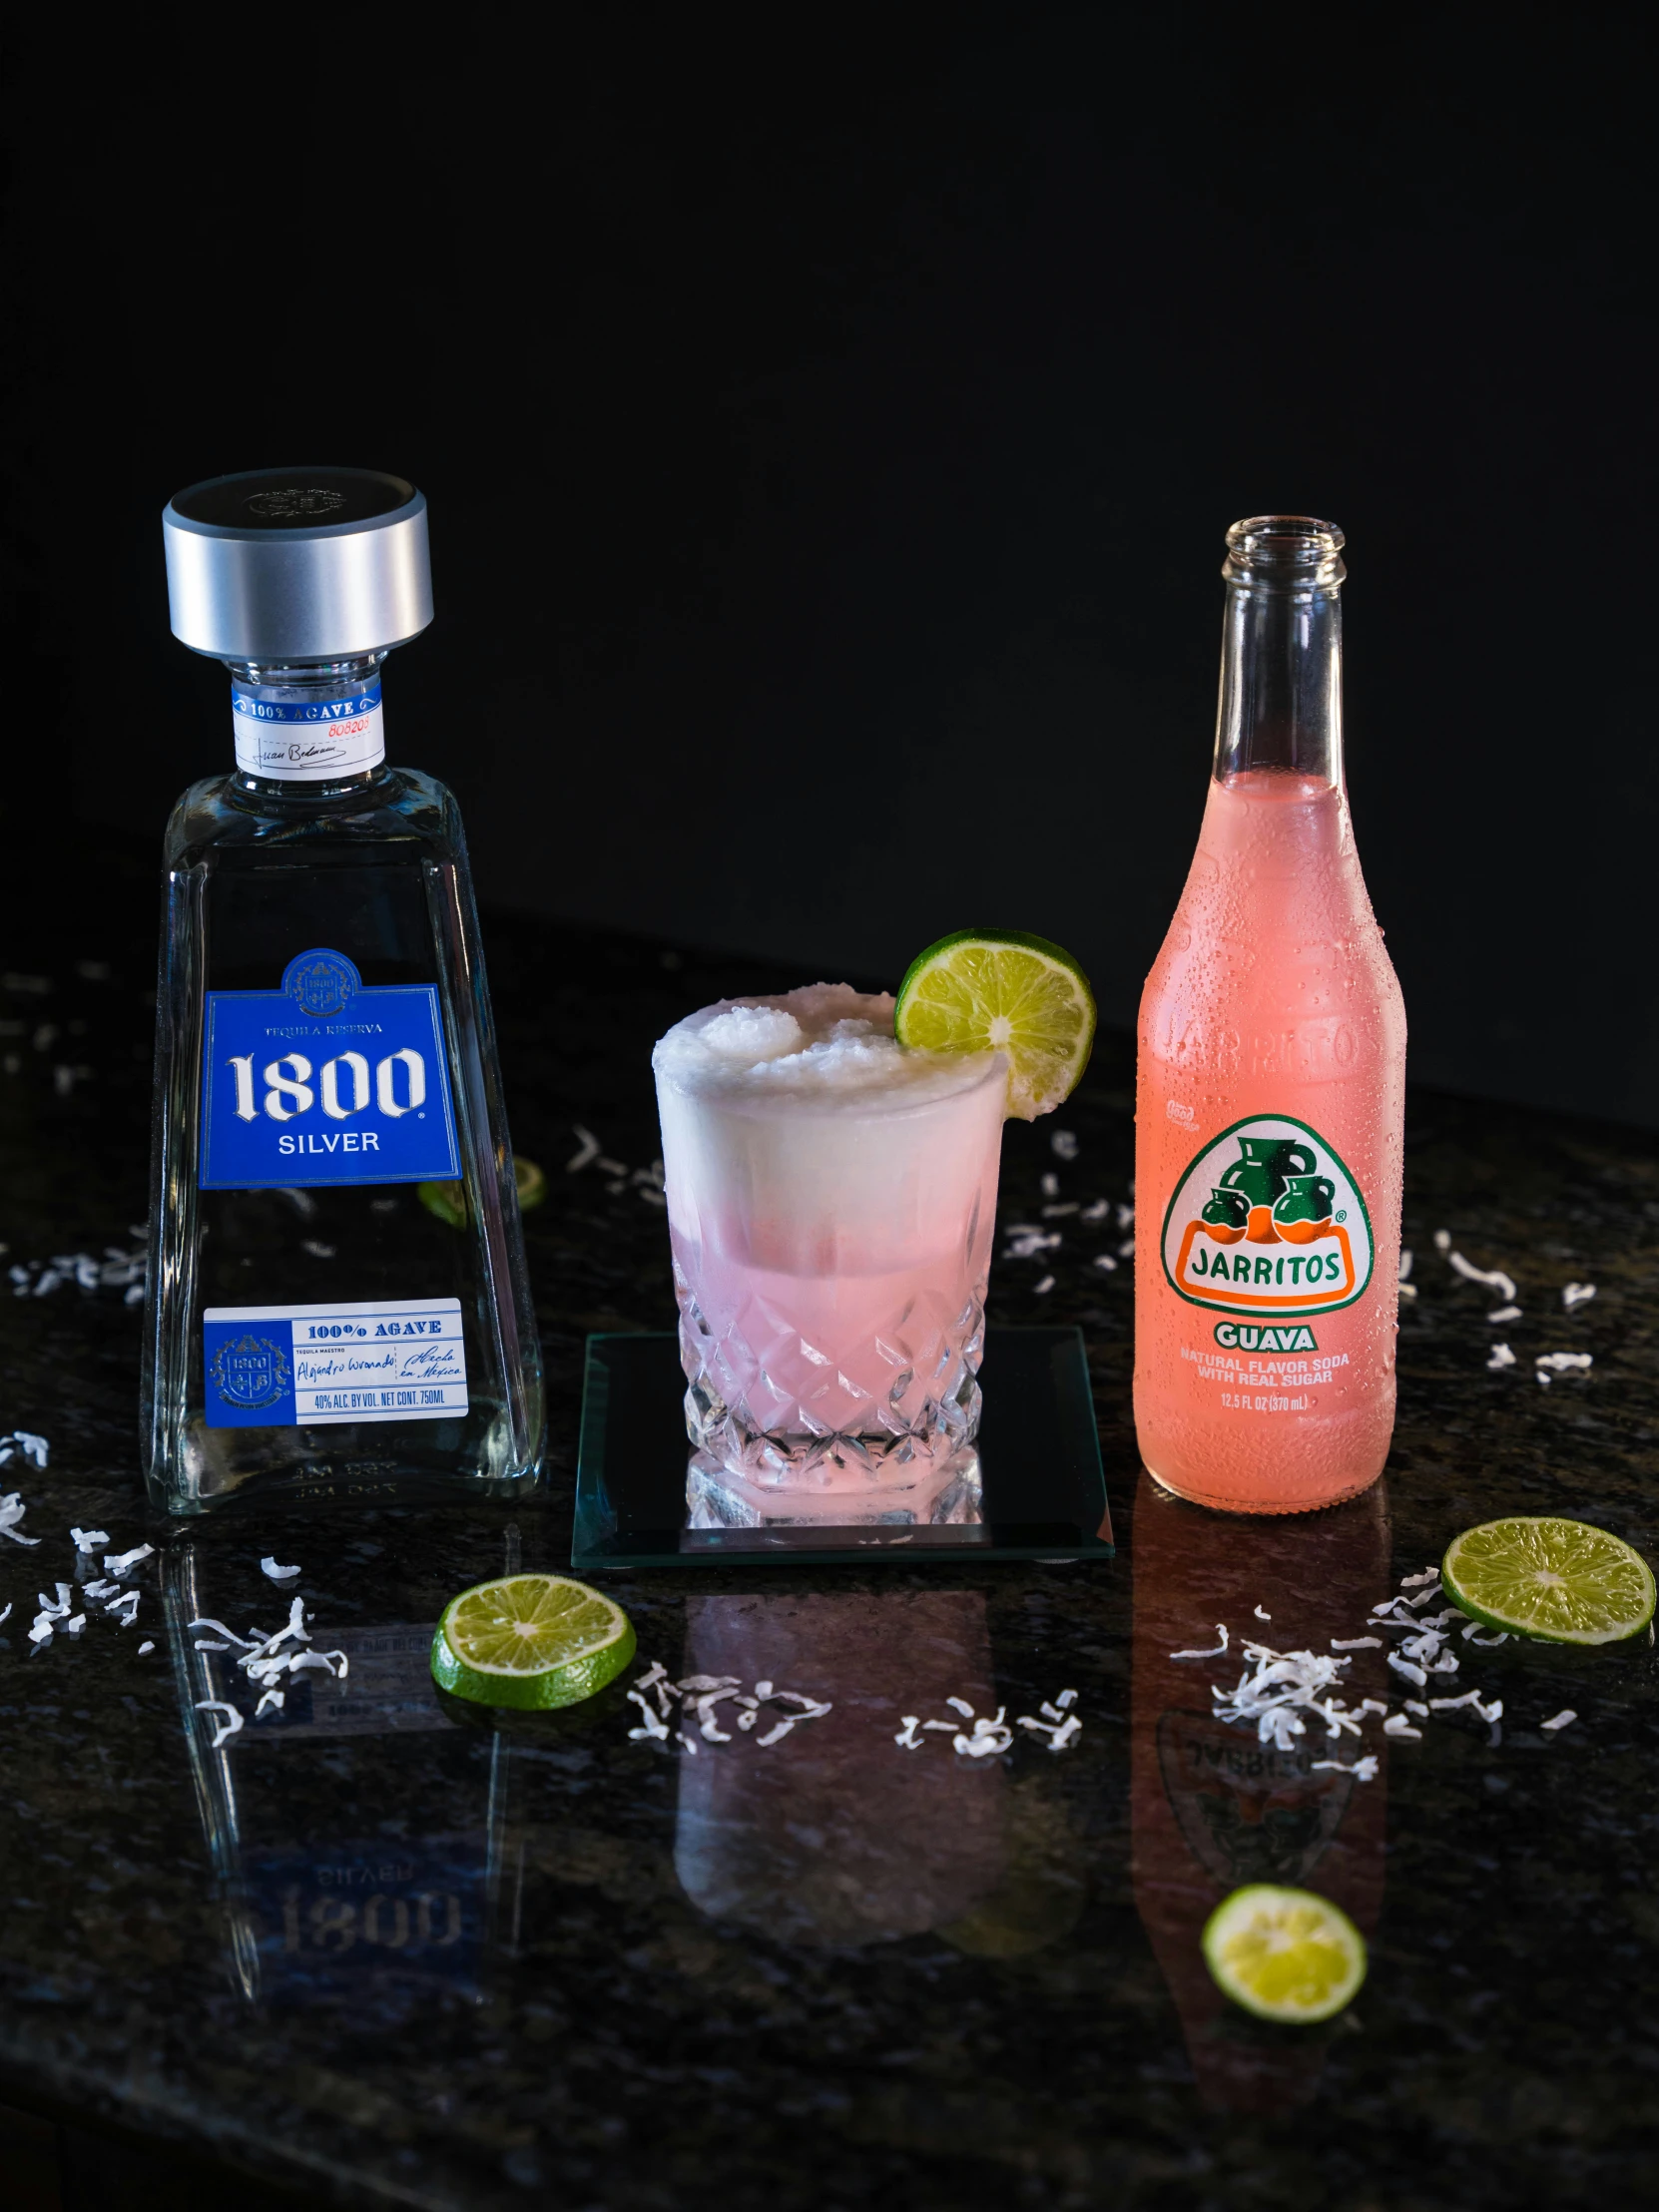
left=653, top=986, right=1005, bottom=1525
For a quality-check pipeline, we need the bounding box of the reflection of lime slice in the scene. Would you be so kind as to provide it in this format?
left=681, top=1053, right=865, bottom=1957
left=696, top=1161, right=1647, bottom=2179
left=430, top=1574, right=636, bottom=1710
left=1442, top=1516, right=1656, bottom=1645
left=894, top=929, right=1096, bottom=1121
left=1202, top=1885, right=1367, bottom=2023
left=936, top=1778, right=1088, bottom=1958
left=418, top=1156, right=547, bottom=1229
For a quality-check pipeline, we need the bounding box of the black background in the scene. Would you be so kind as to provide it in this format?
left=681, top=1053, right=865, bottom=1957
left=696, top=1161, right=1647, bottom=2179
left=3, top=9, right=1652, bottom=1120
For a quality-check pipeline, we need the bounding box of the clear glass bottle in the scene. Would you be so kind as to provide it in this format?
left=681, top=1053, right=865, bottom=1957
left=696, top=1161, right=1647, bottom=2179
left=143, top=467, right=544, bottom=1513
left=1134, top=517, right=1405, bottom=1512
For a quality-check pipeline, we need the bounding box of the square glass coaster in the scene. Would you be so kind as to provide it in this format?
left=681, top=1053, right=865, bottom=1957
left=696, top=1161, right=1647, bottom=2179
left=572, top=1326, right=1115, bottom=1570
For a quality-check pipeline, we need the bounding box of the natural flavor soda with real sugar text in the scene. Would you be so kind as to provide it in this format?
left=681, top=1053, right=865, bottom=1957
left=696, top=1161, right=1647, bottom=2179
left=1134, top=519, right=1406, bottom=1512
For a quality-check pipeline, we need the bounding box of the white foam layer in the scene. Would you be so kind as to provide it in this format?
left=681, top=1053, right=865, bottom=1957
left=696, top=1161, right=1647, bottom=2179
left=653, top=985, right=1000, bottom=1111
left=653, top=986, right=1006, bottom=1277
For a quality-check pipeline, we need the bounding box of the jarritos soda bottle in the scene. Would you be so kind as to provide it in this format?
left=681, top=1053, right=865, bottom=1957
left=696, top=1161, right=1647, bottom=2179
left=1135, top=517, right=1405, bottom=1512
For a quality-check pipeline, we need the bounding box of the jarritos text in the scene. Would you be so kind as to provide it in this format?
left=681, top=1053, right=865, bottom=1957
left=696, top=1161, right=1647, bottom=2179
left=1160, top=1115, right=1374, bottom=1321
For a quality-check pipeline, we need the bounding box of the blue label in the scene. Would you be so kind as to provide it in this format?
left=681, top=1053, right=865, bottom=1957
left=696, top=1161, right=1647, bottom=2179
left=243, top=1835, right=486, bottom=2001
left=199, top=947, right=461, bottom=1189
left=231, top=680, right=381, bottom=724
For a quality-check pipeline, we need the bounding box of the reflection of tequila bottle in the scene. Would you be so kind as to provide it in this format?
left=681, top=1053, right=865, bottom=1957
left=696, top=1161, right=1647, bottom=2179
left=674, top=1592, right=1009, bottom=1943
left=144, top=468, right=542, bottom=1512
left=1130, top=1471, right=1388, bottom=2109
left=164, top=1544, right=518, bottom=2009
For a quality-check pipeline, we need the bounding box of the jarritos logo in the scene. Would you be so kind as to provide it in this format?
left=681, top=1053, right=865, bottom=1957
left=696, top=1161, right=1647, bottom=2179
left=1161, top=1114, right=1374, bottom=1321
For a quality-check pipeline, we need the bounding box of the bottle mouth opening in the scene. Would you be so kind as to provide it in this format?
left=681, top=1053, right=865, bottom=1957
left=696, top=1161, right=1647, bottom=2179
left=1223, top=515, right=1346, bottom=590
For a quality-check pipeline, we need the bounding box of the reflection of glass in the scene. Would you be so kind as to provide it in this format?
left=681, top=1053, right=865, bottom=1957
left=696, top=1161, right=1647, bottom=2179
left=674, top=1592, right=1012, bottom=1943
left=1131, top=1471, right=1388, bottom=2109
left=164, top=1544, right=519, bottom=2009
left=653, top=989, right=1004, bottom=1526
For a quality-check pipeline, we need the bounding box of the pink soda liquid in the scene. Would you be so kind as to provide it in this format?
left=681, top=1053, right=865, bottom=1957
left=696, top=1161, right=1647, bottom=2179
left=1134, top=769, right=1405, bottom=1512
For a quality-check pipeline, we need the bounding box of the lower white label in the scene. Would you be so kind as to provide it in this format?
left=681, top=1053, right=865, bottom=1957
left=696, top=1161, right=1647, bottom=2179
left=202, top=1297, right=468, bottom=1428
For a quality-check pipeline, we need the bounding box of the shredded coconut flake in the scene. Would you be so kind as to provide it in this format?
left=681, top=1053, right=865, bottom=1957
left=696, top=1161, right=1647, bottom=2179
left=1540, top=1708, right=1577, bottom=1732
left=196, top=1699, right=244, bottom=1749
left=626, top=1688, right=671, bottom=1741
left=1448, top=1251, right=1517, bottom=1298
left=1172, top=1625, right=1230, bottom=1660
left=0, top=1491, right=42, bottom=1546
left=1017, top=1710, right=1081, bottom=1753
left=260, top=1557, right=301, bottom=1581
left=954, top=1708, right=1013, bottom=1758
left=188, top=1616, right=258, bottom=1648
left=1207, top=1638, right=1369, bottom=1748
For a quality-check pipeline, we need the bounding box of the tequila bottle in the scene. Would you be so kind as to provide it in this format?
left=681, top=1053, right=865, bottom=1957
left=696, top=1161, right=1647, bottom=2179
left=143, top=468, right=544, bottom=1513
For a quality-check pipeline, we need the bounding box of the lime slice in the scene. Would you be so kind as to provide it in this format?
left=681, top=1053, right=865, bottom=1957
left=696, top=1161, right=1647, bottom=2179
left=430, top=1573, right=636, bottom=1709
left=1441, top=1516, right=1656, bottom=1646
left=1202, top=1885, right=1367, bottom=2023
left=894, top=929, right=1096, bottom=1121
left=418, top=1180, right=467, bottom=1228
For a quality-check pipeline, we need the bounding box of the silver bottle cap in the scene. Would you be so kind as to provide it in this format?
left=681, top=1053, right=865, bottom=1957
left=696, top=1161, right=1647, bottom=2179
left=163, top=467, right=433, bottom=662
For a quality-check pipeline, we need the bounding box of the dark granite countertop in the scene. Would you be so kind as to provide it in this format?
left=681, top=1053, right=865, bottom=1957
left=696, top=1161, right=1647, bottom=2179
left=4, top=903, right=1659, bottom=2210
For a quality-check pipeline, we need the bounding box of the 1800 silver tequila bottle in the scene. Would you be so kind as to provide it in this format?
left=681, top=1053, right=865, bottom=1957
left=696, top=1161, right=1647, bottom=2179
left=143, top=467, right=544, bottom=1513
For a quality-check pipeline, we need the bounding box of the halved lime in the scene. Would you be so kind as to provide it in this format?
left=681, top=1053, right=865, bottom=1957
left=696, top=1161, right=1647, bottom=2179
left=1441, top=1516, right=1656, bottom=1646
left=894, top=929, right=1096, bottom=1121
left=430, top=1573, right=636, bottom=1709
left=1202, top=1885, right=1367, bottom=2023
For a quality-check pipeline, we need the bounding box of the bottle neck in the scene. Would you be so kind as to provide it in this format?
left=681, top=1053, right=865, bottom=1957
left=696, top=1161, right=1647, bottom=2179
left=1212, top=517, right=1346, bottom=790
left=226, top=652, right=390, bottom=798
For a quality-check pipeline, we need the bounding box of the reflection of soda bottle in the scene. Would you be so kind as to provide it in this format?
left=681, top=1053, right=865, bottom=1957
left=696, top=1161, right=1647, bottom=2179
left=674, top=1592, right=1007, bottom=1944
left=1130, top=1471, right=1388, bottom=2110
left=1136, top=518, right=1406, bottom=1512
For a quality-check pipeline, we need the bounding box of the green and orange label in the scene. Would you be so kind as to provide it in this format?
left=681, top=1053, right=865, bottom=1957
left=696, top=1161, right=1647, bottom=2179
left=1160, top=1114, right=1375, bottom=1321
